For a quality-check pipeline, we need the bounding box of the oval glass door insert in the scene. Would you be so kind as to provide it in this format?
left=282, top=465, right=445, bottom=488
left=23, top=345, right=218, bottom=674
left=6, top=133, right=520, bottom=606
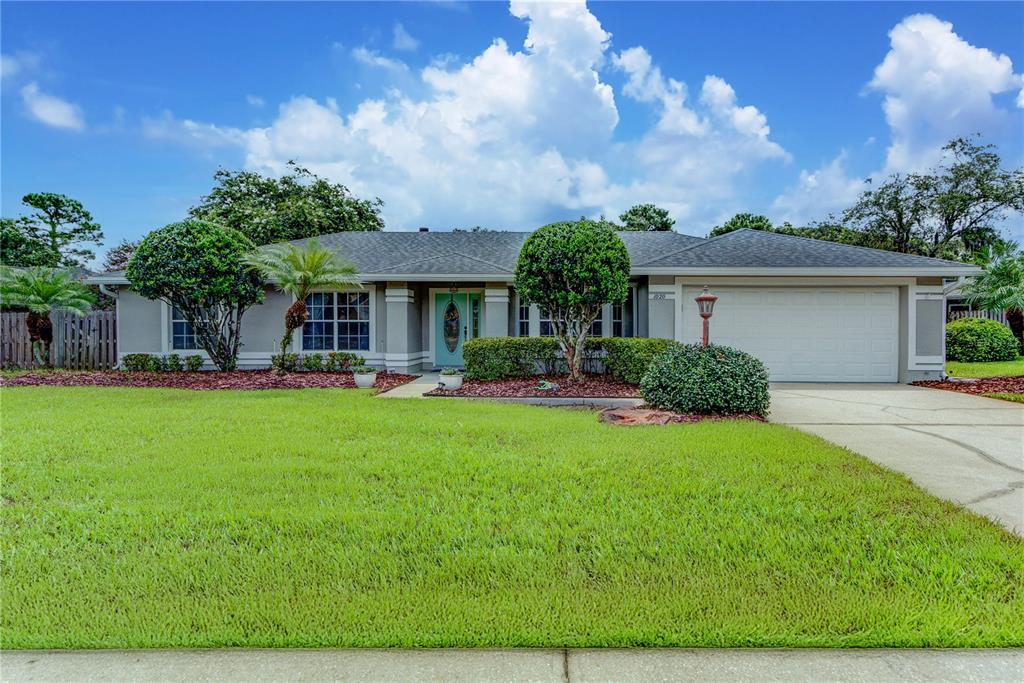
left=443, top=300, right=461, bottom=353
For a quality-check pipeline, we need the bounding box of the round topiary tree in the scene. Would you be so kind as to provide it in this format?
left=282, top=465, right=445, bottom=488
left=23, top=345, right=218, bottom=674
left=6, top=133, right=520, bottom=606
left=514, top=220, right=630, bottom=380
left=945, top=318, right=1018, bottom=363
left=126, top=220, right=264, bottom=370
left=640, top=343, right=771, bottom=416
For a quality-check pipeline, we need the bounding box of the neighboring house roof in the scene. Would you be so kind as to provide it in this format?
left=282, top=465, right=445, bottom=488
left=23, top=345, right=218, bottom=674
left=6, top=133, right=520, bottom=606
left=84, top=228, right=980, bottom=284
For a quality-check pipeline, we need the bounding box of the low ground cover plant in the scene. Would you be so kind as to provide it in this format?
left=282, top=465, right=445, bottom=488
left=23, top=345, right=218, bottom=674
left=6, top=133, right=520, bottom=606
left=640, top=343, right=771, bottom=416
left=3, top=388, right=1022, bottom=648
left=121, top=353, right=203, bottom=372
left=946, top=318, right=1018, bottom=363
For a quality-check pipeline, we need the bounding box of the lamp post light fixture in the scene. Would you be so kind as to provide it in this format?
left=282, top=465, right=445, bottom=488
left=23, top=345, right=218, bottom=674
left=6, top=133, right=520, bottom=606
left=694, top=285, right=718, bottom=347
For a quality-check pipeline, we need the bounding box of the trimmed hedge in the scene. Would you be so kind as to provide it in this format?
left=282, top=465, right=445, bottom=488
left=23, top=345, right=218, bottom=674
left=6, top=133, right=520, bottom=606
left=946, top=318, right=1018, bottom=363
left=462, top=336, right=681, bottom=382
left=462, top=337, right=562, bottom=380
left=640, top=343, right=770, bottom=416
left=121, top=353, right=203, bottom=372
left=597, top=337, right=681, bottom=384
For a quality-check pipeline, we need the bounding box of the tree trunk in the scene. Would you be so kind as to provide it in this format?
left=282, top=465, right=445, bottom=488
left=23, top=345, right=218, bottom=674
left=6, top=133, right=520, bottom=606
left=277, top=300, right=308, bottom=374
left=1006, top=308, right=1024, bottom=355
left=25, top=312, right=53, bottom=367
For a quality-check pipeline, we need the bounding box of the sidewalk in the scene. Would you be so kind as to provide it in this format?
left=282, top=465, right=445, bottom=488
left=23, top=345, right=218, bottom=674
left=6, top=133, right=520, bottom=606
left=3, top=648, right=1022, bottom=682
left=376, top=373, right=440, bottom=398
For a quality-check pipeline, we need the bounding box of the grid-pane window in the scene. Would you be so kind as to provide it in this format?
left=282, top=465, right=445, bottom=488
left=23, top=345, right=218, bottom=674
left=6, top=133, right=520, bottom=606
left=171, top=306, right=201, bottom=350
left=612, top=302, right=623, bottom=337
left=337, top=292, right=370, bottom=351
left=303, top=292, right=336, bottom=350
left=539, top=308, right=554, bottom=337
left=518, top=303, right=530, bottom=336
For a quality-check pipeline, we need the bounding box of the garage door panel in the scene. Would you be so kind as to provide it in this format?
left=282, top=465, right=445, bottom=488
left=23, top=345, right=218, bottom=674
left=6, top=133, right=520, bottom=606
left=682, top=286, right=899, bottom=382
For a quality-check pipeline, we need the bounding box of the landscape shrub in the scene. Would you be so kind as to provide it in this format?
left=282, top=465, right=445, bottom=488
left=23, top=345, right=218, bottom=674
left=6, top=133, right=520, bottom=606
left=596, top=337, right=682, bottom=384
left=326, top=351, right=364, bottom=372
left=945, top=318, right=1018, bottom=363
left=121, top=354, right=153, bottom=372
left=145, top=355, right=165, bottom=372
left=640, top=343, right=770, bottom=416
left=165, top=354, right=183, bottom=372
left=463, top=337, right=561, bottom=380
left=185, top=355, right=204, bottom=372
left=302, top=353, right=324, bottom=372
left=271, top=353, right=299, bottom=373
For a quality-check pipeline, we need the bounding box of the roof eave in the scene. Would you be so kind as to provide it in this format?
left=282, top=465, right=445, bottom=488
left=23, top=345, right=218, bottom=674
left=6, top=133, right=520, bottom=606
left=633, top=266, right=982, bottom=277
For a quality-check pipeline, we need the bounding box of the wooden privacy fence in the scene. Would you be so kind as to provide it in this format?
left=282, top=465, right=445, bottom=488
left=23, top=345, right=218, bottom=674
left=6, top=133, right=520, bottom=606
left=0, top=311, right=117, bottom=369
left=947, top=309, right=1009, bottom=326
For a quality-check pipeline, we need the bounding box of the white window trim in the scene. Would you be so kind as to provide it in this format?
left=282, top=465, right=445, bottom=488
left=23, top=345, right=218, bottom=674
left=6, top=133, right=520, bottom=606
left=292, top=286, right=377, bottom=355
left=908, top=284, right=946, bottom=370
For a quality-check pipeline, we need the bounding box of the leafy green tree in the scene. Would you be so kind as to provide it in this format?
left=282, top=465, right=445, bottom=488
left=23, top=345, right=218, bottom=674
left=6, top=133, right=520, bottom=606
left=841, top=175, right=925, bottom=254
left=963, top=245, right=1024, bottom=352
left=3, top=193, right=103, bottom=266
left=0, top=267, right=96, bottom=366
left=101, top=239, right=139, bottom=272
left=915, top=137, right=1024, bottom=259
left=243, top=240, right=360, bottom=370
left=189, top=162, right=384, bottom=245
left=708, top=213, right=774, bottom=237
left=126, top=220, right=264, bottom=370
left=0, top=217, right=60, bottom=267
left=515, top=220, right=630, bottom=380
left=619, top=203, right=675, bottom=232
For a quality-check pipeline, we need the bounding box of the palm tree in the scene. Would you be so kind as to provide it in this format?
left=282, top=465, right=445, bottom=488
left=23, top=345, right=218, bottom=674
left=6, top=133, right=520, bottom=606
left=963, top=246, right=1024, bottom=353
left=243, top=240, right=360, bottom=371
left=0, top=267, right=96, bottom=366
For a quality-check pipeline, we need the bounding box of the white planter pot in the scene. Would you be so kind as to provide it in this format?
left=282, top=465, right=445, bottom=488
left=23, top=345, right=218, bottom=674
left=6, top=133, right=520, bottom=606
left=440, top=375, right=463, bottom=391
left=354, top=372, right=377, bottom=388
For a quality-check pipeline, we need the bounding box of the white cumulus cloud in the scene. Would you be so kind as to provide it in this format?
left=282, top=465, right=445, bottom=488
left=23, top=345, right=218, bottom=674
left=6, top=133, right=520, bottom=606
left=392, top=23, right=420, bottom=51
left=869, top=13, right=1024, bottom=172
left=770, top=153, right=866, bottom=225
left=20, top=82, right=85, bottom=131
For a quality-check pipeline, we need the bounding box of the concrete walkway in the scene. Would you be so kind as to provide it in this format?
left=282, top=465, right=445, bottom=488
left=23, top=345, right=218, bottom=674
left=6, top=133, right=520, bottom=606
left=771, top=384, right=1024, bottom=535
left=4, top=648, right=1022, bottom=682
left=377, top=373, right=441, bottom=398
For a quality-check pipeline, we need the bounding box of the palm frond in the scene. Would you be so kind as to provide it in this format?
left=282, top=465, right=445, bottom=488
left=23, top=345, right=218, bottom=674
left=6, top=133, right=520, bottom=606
left=0, top=267, right=96, bottom=315
left=243, top=239, right=360, bottom=299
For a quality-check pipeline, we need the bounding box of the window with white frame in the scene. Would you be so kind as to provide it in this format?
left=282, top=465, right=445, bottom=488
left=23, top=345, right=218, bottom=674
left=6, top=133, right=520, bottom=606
left=612, top=302, right=623, bottom=337
left=518, top=303, right=530, bottom=336
left=539, top=307, right=554, bottom=337
left=302, top=291, right=370, bottom=351
left=171, top=306, right=201, bottom=350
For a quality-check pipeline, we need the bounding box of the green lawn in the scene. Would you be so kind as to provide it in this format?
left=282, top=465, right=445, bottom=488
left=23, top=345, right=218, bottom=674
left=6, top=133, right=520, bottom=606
left=946, top=356, right=1024, bottom=378
left=3, top=387, right=1022, bottom=649
left=984, top=392, right=1024, bottom=404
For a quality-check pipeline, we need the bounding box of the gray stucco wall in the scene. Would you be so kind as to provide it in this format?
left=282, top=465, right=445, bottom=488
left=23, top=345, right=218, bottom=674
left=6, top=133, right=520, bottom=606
left=244, top=289, right=291, bottom=353
left=915, top=298, right=944, bottom=357
left=117, top=290, right=162, bottom=354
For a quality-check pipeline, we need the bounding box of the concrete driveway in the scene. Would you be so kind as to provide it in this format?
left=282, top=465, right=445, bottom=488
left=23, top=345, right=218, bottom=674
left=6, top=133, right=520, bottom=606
left=770, top=384, right=1024, bottom=535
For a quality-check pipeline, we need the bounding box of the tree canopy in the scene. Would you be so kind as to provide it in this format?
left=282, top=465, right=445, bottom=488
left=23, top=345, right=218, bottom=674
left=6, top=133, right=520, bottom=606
left=126, top=220, right=264, bottom=370
left=708, top=213, right=774, bottom=237
left=102, top=239, right=139, bottom=272
left=515, top=219, right=630, bottom=380
left=188, top=162, right=385, bottom=246
left=619, top=204, right=675, bottom=232
left=1, top=193, right=103, bottom=267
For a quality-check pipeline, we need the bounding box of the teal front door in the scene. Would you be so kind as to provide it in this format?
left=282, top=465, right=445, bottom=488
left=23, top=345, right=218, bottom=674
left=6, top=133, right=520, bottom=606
left=435, top=292, right=480, bottom=367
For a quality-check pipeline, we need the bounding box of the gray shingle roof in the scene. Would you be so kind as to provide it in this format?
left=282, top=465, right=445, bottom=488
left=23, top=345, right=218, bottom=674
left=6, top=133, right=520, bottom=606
left=289, top=230, right=707, bottom=275
left=641, top=229, right=976, bottom=270
left=86, top=228, right=978, bottom=284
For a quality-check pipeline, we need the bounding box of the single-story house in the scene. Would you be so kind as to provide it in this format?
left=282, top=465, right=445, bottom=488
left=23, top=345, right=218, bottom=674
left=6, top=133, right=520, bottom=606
left=86, top=228, right=979, bottom=382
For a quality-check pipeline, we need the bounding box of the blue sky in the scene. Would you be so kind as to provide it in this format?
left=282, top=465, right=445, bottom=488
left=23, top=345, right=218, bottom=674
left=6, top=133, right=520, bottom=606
left=2, top=1, right=1023, bottom=262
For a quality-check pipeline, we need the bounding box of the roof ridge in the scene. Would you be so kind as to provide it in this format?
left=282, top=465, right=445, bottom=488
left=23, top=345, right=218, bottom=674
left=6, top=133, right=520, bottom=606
left=730, top=227, right=971, bottom=267
left=636, top=230, right=734, bottom=266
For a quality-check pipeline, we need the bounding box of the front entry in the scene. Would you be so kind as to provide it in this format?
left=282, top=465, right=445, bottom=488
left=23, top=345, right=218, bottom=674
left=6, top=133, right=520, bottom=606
left=434, top=291, right=481, bottom=367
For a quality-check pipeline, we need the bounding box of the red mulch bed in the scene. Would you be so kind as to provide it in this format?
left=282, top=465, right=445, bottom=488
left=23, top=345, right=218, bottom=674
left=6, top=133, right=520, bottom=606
left=0, top=370, right=418, bottom=392
left=426, top=375, right=640, bottom=398
left=913, top=376, right=1024, bottom=397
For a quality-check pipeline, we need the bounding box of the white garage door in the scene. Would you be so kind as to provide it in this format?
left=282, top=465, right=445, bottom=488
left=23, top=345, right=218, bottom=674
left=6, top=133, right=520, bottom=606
left=680, top=287, right=899, bottom=382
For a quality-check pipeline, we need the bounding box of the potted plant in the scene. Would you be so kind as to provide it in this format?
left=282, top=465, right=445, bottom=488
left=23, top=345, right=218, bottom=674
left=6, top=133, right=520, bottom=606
left=439, top=367, right=463, bottom=391
left=352, top=365, right=378, bottom=388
